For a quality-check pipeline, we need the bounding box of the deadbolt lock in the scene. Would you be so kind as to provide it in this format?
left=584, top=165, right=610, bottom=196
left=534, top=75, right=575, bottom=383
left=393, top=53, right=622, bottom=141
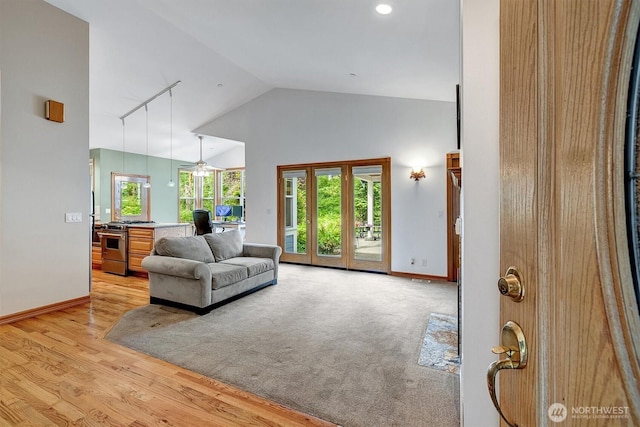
left=498, top=267, right=524, bottom=302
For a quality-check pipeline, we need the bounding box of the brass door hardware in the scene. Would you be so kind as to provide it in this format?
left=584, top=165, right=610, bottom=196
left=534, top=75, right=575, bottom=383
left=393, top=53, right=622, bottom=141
left=487, top=320, right=528, bottom=427
left=498, top=267, right=524, bottom=302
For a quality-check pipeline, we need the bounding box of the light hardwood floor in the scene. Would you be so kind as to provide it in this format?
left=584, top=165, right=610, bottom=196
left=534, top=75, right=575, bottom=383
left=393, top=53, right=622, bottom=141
left=0, top=270, right=335, bottom=426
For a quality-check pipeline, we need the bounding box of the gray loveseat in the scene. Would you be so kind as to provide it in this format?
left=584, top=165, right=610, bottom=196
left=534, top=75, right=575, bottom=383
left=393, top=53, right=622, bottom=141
left=141, top=230, right=282, bottom=314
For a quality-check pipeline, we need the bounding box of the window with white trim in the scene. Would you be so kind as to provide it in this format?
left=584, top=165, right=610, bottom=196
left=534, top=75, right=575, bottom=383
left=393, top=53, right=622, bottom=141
left=178, top=169, right=215, bottom=223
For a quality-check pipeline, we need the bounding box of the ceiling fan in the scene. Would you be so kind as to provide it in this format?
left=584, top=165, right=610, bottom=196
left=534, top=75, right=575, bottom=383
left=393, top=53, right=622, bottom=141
left=182, top=135, right=223, bottom=176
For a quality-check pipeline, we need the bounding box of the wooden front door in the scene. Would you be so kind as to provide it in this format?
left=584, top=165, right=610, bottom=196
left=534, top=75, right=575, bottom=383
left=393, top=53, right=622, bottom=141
left=496, top=1, right=640, bottom=425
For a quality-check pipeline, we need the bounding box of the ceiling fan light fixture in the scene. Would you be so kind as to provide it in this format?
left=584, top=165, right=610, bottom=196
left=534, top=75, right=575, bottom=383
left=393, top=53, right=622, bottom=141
left=181, top=135, right=223, bottom=175
left=182, top=135, right=223, bottom=176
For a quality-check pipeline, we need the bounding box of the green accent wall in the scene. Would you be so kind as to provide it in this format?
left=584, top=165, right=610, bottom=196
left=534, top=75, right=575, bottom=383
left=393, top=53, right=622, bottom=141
left=90, top=148, right=192, bottom=223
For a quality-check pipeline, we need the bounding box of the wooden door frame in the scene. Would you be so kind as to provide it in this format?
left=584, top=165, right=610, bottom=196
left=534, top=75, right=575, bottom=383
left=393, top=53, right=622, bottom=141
left=277, top=166, right=312, bottom=265
left=348, top=158, right=391, bottom=273
left=310, top=164, right=348, bottom=269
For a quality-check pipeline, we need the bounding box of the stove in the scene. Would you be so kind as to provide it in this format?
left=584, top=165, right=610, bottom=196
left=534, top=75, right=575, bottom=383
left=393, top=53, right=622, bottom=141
left=98, top=225, right=129, bottom=275
left=99, top=221, right=156, bottom=275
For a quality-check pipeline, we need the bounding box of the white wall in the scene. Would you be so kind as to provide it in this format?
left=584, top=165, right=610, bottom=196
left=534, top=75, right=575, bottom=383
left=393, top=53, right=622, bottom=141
left=0, top=0, right=90, bottom=315
left=198, top=88, right=457, bottom=276
left=212, top=145, right=245, bottom=169
left=460, top=0, right=500, bottom=424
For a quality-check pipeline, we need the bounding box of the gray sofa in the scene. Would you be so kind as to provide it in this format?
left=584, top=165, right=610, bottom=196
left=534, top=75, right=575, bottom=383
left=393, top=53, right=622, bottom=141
left=141, top=230, right=282, bottom=314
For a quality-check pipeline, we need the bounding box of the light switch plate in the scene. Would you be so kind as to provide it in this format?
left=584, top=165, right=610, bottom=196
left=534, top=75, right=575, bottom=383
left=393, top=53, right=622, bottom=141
left=65, top=212, right=82, bottom=223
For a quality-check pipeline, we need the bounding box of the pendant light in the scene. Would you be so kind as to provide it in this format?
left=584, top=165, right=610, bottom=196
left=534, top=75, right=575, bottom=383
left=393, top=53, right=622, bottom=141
left=121, top=118, right=126, bottom=173
left=118, top=81, right=181, bottom=189
left=143, top=104, right=151, bottom=189
left=167, top=88, right=176, bottom=187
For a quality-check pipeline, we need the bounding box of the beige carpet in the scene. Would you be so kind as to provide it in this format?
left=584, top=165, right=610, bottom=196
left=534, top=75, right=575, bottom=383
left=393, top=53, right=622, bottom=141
left=106, top=264, right=460, bottom=427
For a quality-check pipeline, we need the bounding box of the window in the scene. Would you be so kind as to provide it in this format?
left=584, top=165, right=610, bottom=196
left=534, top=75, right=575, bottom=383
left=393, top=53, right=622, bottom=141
left=219, top=169, right=245, bottom=220
left=179, top=169, right=215, bottom=223
left=202, top=173, right=215, bottom=212
left=111, top=173, right=151, bottom=221
left=179, top=168, right=246, bottom=223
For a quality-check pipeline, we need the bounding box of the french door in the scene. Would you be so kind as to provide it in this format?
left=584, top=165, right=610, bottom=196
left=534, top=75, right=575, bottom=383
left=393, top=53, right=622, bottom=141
left=277, top=158, right=390, bottom=273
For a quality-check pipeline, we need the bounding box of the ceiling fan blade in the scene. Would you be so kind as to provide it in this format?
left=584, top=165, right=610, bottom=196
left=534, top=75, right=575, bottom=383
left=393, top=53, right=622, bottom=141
left=176, top=136, right=225, bottom=172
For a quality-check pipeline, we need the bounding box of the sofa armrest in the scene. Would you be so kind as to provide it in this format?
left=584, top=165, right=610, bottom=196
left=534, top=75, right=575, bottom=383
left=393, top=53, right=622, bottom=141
left=243, top=243, right=282, bottom=281
left=141, top=255, right=211, bottom=281
left=243, top=243, right=282, bottom=260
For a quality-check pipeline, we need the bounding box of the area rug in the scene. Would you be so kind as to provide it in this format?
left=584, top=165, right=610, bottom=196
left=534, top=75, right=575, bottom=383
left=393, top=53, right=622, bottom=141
left=418, top=313, right=460, bottom=374
left=106, top=264, right=459, bottom=427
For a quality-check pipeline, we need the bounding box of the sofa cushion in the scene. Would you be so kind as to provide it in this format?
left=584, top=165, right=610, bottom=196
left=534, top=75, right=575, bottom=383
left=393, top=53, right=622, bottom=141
left=154, top=236, right=215, bottom=263
left=221, top=257, right=275, bottom=277
left=208, top=263, right=248, bottom=290
left=204, top=230, right=243, bottom=262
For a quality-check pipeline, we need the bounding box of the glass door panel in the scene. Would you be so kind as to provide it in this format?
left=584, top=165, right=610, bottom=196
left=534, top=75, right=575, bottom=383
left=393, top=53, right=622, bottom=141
left=313, top=167, right=346, bottom=267
left=352, top=166, right=383, bottom=265
left=279, top=169, right=311, bottom=263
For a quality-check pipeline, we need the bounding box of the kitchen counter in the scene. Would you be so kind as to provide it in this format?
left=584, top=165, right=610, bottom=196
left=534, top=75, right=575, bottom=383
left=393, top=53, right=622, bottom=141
left=129, top=222, right=190, bottom=227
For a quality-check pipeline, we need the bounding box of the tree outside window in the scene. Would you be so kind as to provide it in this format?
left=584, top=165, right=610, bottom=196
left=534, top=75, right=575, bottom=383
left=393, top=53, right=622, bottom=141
left=202, top=174, right=215, bottom=213
left=179, top=169, right=215, bottom=223
left=112, top=173, right=151, bottom=222
left=220, top=169, right=245, bottom=220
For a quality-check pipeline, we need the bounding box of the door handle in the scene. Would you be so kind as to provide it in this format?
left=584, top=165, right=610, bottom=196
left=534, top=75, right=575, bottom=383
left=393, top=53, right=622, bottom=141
left=487, top=320, right=528, bottom=427
left=98, top=232, right=126, bottom=240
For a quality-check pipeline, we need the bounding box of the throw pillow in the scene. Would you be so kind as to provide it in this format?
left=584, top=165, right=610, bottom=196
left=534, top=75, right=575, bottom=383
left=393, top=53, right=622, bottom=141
left=204, top=230, right=243, bottom=262
left=154, top=236, right=215, bottom=263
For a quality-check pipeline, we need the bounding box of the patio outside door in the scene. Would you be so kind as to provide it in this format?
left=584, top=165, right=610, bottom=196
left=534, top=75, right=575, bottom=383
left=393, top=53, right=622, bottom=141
left=278, top=158, right=390, bottom=273
left=312, top=167, right=346, bottom=268
left=350, top=165, right=386, bottom=272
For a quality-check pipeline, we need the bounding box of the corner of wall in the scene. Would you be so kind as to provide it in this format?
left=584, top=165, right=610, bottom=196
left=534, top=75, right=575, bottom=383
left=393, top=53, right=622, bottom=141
left=460, top=0, right=501, bottom=425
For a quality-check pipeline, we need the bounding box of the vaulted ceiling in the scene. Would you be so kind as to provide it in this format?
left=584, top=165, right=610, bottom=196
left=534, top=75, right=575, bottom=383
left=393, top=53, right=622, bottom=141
left=45, top=0, right=460, bottom=162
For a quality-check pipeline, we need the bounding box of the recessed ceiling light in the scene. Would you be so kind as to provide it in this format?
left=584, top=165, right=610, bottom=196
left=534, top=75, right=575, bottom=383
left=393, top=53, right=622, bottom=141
left=375, top=3, right=393, bottom=15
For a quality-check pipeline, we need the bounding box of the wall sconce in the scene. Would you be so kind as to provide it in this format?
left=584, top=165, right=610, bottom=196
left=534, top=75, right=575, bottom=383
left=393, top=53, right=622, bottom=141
left=45, top=100, right=64, bottom=123
left=410, top=167, right=426, bottom=181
